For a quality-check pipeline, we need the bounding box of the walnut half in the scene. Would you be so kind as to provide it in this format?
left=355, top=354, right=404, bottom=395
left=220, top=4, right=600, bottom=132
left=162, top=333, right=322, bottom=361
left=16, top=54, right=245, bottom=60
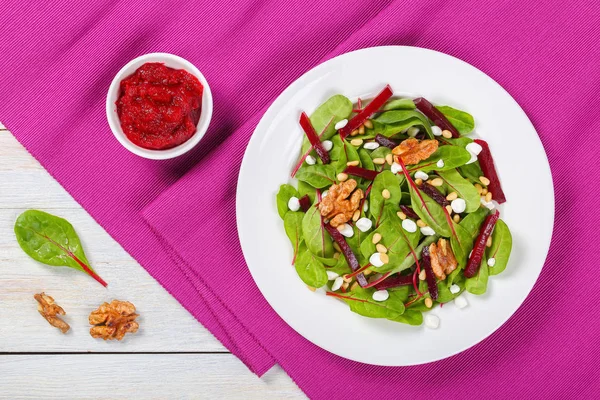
left=318, top=179, right=363, bottom=227
left=89, top=300, right=139, bottom=341
left=429, top=238, right=458, bottom=280
left=392, top=138, right=438, bottom=165
left=34, top=293, right=70, bottom=334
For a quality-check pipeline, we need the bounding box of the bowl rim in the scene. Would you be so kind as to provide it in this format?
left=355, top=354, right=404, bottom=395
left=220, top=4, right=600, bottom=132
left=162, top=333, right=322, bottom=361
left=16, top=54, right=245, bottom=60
left=106, top=52, right=213, bottom=160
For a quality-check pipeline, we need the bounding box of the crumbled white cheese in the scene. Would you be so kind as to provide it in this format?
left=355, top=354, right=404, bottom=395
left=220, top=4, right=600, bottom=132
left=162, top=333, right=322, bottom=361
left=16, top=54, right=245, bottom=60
left=335, top=119, right=348, bottom=130
left=431, top=126, right=442, bottom=137
left=331, top=276, right=344, bottom=291
left=363, top=142, right=380, bottom=150
left=414, top=171, right=429, bottom=181
left=305, top=155, right=316, bottom=165
left=338, top=223, right=354, bottom=238
left=488, top=257, right=496, bottom=267
left=449, top=284, right=461, bottom=294
left=451, top=198, right=466, bottom=214
left=369, top=253, right=384, bottom=267
left=436, top=159, right=445, bottom=168
left=287, top=197, right=300, bottom=212
left=372, top=290, right=389, bottom=302
left=420, top=226, right=436, bottom=236
left=424, top=314, right=440, bottom=329
left=454, top=295, right=469, bottom=309
left=322, top=140, right=333, bottom=151
left=356, top=217, right=373, bottom=232
left=402, top=219, right=417, bottom=233
left=390, top=162, right=402, bottom=174
left=326, top=271, right=339, bottom=281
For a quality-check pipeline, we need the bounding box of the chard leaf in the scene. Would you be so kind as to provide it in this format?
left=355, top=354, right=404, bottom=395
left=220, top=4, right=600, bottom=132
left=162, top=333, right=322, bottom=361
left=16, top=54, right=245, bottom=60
left=465, top=258, right=489, bottom=295
left=338, top=287, right=405, bottom=319
left=301, top=205, right=334, bottom=258
left=450, top=222, right=475, bottom=270
left=438, top=169, right=481, bottom=213
left=409, top=185, right=452, bottom=237
left=390, top=309, right=423, bottom=325
left=283, top=212, right=304, bottom=262
left=436, top=105, right=475, bottom=134
left=295, top=243, right=328, bottom=288
left=408, top=146, right=471, bottom=173
left=276, top=184, right=300, bottom=219
left=375, top=110, right=433, bottom=138
left=382, top=98, right=416, bottom=111
left=295, top=164, right=336, bottom=188
left=487, top=219, right=512, bottom=276
left=301, top=95, right=353, bottom=153
left=459, top=207, right=489, bottom=239
left=369, top=171, right=403, bottom=224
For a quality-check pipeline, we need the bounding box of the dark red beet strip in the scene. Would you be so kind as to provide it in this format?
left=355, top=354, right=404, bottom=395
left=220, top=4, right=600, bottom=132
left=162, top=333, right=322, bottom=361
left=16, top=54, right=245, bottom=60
left=323, top=223, right=368, bottom=287
left=414, top=97, right=460, bottom=138
left=400, top=205, right=420, bottom=220
left=464, top=210, right=500, bottom=278
left=298, top=195, right=311, bottom=212
left=291, top=117, right=334, bottom=177
left=343, top=166, right=380, bottom=181
left=474, top=139, right=506, bottom=203
left=375, top=134, right=397, bottom=149
left=339, top=86, right=393, bottom=139
left=421, top=245, right=438, bottom=300
left=299, top=112, right=330, bottom=164
left=373, top=273, right=413, bottom=290
left=420, top=183, right=450, bottom=207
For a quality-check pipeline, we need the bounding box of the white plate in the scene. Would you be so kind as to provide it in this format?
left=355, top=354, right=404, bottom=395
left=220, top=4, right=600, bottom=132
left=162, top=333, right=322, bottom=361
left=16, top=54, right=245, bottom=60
left=236, top=46, right=554, bottom=366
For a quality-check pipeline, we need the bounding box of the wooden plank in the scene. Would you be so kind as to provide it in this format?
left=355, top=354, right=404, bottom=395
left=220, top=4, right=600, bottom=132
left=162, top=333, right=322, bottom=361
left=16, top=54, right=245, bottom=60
left=0, top=354, right=305, bottom=399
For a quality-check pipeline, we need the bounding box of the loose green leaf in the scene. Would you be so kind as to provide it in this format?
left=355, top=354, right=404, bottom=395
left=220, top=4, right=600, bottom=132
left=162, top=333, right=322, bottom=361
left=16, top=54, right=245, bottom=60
left=14, top=210, right=106, bottom=286
left=382, top=98, right=416, bottom=111
left=283, top=212, right=304, bottom=261
left=436, top=105, right=475, bottom=134
left=295, top=243, right=328, bottom=288
left=450, top=222, right=474, bottom=270
left=409, top=186, right=452, bottom=237
left=327, top=256, right=352, bottom=275
left=369, top=171, right=403, bottom=224
left=295, top=164, right=337, bottom=188
left=301, top=95, right=353, bottom=153
left=460, top=207, right=489, bottom=239
left=302, top=205, right=334, bottom=258
left=438, top=169, right=481, bottom=213
left=465, top=258, right=489, bottom=295
left=408, top=146, right=471, bottom=173
left=297, top=180, right=317, bottom=205
left=338, top=287, right=405, bottom=319
left=436, top=274, right=465, bottom=303
left=276, top=184, right=300, bottom=219
left=386, top=235, right=438, bottom=276
left=488, top=219, right=512, bottom=276
left=358, top=148, right=375, bottom=171
left=335, top=141, right=361, bottom=173
left=375, top=110, right=433, bottom=138
left=458, top=162, right=485, bottom=185
left=390, top=309, right=423, bottom=326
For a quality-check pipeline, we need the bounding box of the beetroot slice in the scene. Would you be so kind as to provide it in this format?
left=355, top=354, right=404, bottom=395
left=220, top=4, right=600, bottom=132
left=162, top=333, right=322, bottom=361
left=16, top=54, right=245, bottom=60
left=375, top=134, right=397, bottom=149
left=298, top=195, right=311, bottom=212
left=421, top=245, right=438, bottom=300
left=323, top=223, right=368, bottom=287
left=414, top=97, right=460, bottom=138
left=339, top=86, right=393, bottom=139
left=420, top=183, right=450, bottom=207
left=299, top=112, right=330, bottom=164
left=464, top=210, right=500, bottom=278
left=400, top=205, right=420, bottom=220
left=373, top=273, right=413, bottom=290
left=474, top=139, right=506, bottom=203
left=344, top=166, right=379, bottom=181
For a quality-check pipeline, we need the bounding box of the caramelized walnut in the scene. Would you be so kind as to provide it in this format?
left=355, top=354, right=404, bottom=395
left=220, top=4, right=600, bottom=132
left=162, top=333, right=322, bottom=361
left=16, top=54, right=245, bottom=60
left=34, top=293, right=70, bottom=334
left=89, top=300, right=139, bottom=341
left=392, top=138, right=438, bottom=165
left=318, top=179, right=363, bottom=227
left=429, top=238, right=458, bottom=280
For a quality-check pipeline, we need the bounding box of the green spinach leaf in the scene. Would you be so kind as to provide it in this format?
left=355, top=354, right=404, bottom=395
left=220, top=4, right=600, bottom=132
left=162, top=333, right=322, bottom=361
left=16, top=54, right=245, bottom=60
left=459, top=207, right=489, bottom=239
left=436, top=105, right=475, bottom=134
left=487, top=219, right=512, bottom=276
left=382, top=98, right=416, bottom=111
left=437, top=169, right=480, bottom=213
left=409, top=186, right=452, bottom=237
left=369, top=171, right=403, bottom=224
left=302, top=205, right=334, bottom=258
left=301, top=95, right=353, bottom=153
left=375, top=110, right=433, bottom=138
left=465, top=258, right=489, bottom=295
left=297, top=180, right=317, bottom=205
left=276, top=184, right=300, bottom=219
left=340, top=287, right=405, bottom=319
left=295, top=243, right=328, bottom=288
left=390, top=309, right=423, bottom=325
left=358, top=148, right=375, bottom=171
left=408, top=146, right=471, bottom=173
left=450, top=222, right=474, bottom=270
left=14, top=210, right=106, bottom=286
left=295, top=164, right=337, bottom=188
left=458, top=162, right=485, bottom=185
left=284, top=212, right=304, bottom=262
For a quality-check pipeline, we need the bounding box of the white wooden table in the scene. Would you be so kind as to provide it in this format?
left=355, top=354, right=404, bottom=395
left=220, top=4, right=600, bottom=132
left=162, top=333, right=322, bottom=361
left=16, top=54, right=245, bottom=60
left=0, top=125, right=304, bottom=399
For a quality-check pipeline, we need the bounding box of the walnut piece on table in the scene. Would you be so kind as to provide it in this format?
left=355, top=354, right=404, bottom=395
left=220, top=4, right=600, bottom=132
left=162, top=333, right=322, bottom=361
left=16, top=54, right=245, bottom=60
left=318, top=179, right=363, bottom=227
left=429, top=238, right=458, bottom=280
left=89, top=300, right=139, bottom=341
left=34, top=293, right=70, bottom=334
left=392, top=138, right=438, bottom=165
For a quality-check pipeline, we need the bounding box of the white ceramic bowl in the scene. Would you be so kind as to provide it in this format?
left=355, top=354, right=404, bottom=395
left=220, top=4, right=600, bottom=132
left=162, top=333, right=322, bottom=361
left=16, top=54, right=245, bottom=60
left=106, top=53, right=213, bottom=160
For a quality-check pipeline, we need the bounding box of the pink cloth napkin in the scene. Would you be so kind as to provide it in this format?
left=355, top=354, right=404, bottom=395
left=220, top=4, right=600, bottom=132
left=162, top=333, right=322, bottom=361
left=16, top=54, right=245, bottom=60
left=1, top=1, right=599, bottom=398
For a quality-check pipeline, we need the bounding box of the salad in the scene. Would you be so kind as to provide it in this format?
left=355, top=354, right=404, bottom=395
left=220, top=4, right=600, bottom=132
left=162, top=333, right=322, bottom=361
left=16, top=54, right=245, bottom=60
left=276, top=85, right=512, bottom=328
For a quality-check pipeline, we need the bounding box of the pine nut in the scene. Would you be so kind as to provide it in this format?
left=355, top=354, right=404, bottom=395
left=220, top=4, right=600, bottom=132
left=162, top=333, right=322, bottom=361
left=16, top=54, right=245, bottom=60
left=474, top=183, right=483, bottom=194
left=333, top=252, right=341, bottom=259
left=481, top=188, right=488, bottom=195
left=337, top=224, right=346, bottom=233
left=350, top=138, right=363, bottom=146
left=376, top=244, right=387, bottom=253
left=486, top=236, right=493, bottom=247
left=343, top=275, right=353, bottom=283
left=479, top=176, right=491, bottom=186
left=415, top=178, right=423, bottom=185
left=416, top=219, right=426, bottom=228
left=442, top=130, right=453, bottom=139
left=373, top=157, right=386, bottom=165
left=372, top=233, right=382, bottom=244
left=425, top=297, right=433, bottom=308
left=351, top=282, right=359, bottom=291
left=342, top=282, right=349, bottom=290
left=397, top=211, right=407, bottom=220
left=385, top=153, right=394, bottom=165
left=430, top=178, right=443, bottom=186
left=382, top=189, right=391, bottom=199
left=350, top=129, right=359, bottom=137
left=379, top=252, right=390, bottom=264
left=333, top=242, right=342, bottom=252
left=446, top=192, right=458, bottom=201
left=364, top=119, right=374, bottom=129
left=363, top=269, right=373, bottom=276
left=352, top=210, right=360, bottom=222
left=485, top=192, right=492, bottom=202
left=453, top=214, right=461, bottom=223
left=445, top=205, right=453, bottom=214
left=337, top=172, right=348, bottom=182
left=346, top=160, right=360, bottom=167
left=307, top=286, right=316, bottom=292
left=419, top=270, right=427, bottom=281
left=358, top=125, right=365, bottom=135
